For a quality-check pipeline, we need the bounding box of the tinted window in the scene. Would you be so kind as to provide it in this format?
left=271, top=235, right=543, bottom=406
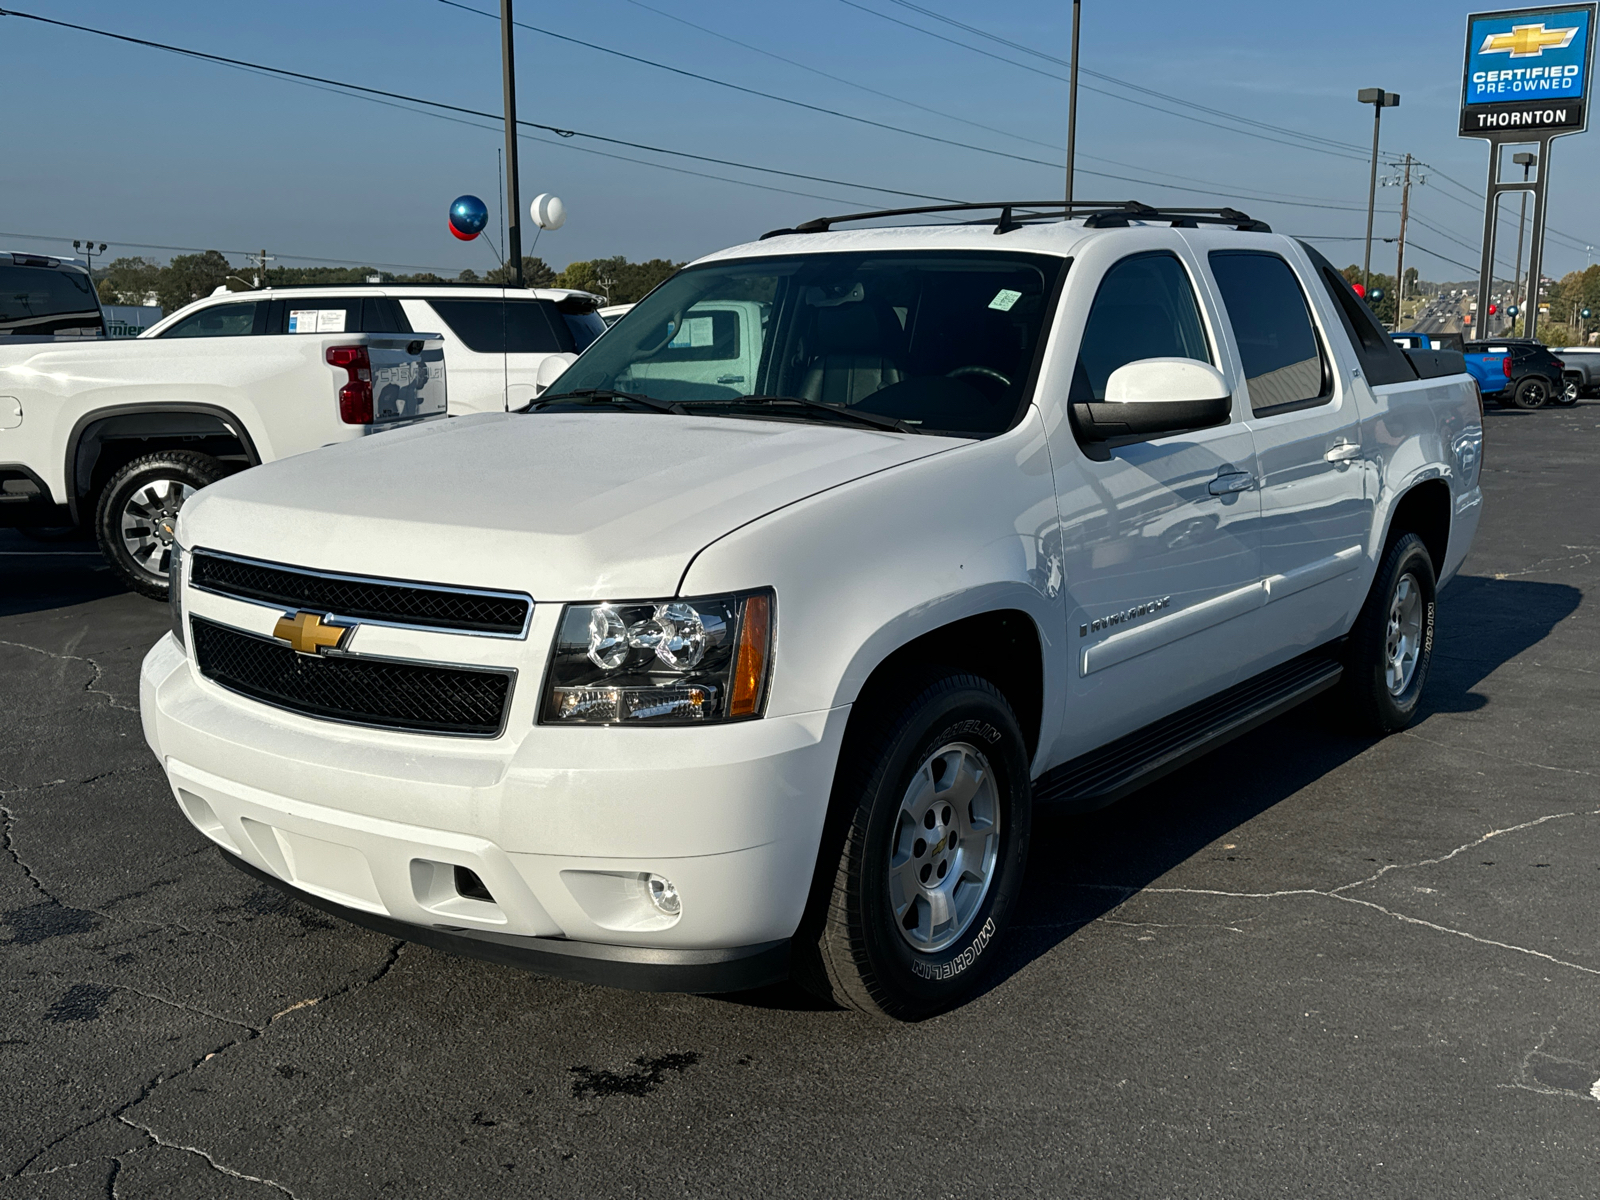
left=561, top=309, right=606, bottom=353
left=1209, top=252, right=1326, bottom=414
left=1297, top=242, right=1416, bottom=386
left=161, top=302, right=261, bottom=338
left=1072, top=252, right=1211, bottom=401
left=428, top=299, right=562, bottom=354
left=0, top=263, right=103, bottom=337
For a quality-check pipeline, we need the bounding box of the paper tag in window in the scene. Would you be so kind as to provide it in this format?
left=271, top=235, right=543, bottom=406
left=988, top=289, right=1023, bottom=312
left=288, top=309, right=347, bottom=333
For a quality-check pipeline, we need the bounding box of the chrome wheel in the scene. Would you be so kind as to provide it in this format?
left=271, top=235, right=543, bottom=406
left=1384, top=572, right=1424, bottom=695
left=888, top=741, right=1001, bottom=953
left=118, top=478, right=192, bottom=579
left=1562, top=379, right=1580, bottom=404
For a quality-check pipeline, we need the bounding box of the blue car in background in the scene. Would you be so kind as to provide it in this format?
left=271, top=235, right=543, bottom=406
left=1391, top=332, right=1575, bottom=409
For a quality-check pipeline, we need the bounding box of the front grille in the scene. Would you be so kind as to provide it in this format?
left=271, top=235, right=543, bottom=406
left=191, top=617, right=513, bottom=737
left=189, top=551, right=530, bottom=635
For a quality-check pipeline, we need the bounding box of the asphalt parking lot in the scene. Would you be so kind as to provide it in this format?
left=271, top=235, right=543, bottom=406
left=2, top=402, right=1596, bottom=1199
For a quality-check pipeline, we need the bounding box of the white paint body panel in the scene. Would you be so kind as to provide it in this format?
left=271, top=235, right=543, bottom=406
left=141, top=219, right=1484, bottom=958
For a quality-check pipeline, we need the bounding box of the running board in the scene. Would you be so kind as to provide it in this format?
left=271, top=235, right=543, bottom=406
left=1032, top=644, right=1345, bottom=812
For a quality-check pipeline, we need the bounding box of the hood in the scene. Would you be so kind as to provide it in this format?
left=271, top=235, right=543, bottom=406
left=179, top=412, right=959, bottom=599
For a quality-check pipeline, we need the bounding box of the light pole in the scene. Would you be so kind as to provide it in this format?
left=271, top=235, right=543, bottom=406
left=1510, top=152, right=1536, bottom=332
left=73, top=239, right=107, bottom=283
left=499, top=0, right=524, bottom=288
left=1064, top=0, right=1081, bottom=207
left=1357, top=88, right=1399, bottom=291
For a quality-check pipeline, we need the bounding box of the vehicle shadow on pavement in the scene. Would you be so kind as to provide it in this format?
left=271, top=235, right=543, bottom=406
left=969, top=573, right=1582, bottom=1004
left=0, top=532, right=129, bottom=618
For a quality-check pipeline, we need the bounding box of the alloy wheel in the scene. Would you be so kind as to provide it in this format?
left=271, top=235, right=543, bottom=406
left=888, top=741, right=1001, bottom=953
left=1384, top=572, right=1424, bottom=695
left=118, top=478, right=193, bottom=579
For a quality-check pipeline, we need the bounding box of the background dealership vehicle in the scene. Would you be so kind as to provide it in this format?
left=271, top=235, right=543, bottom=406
left=1464, top=338, right=1570, bottom=408
left=1552, top=344, right=1600, bottom=400
left=143, top=201, right=1483, bottom=1020
left=143, top=283, right=606, bottom=415
left=0, top=249, right=105, bottom=339
left=0, top=280, right=447, bottom=596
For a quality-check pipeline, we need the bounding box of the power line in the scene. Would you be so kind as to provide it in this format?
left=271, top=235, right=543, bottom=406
left=0, top=229, right=470, bottom=273
left=877, top=0, right=1372, bottom=157
left=0, top=5, right=961, bottom=206
left=835, top=0, right=1373, bottom=163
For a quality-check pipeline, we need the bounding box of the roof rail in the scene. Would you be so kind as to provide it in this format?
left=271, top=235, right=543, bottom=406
left=760, top=200, right=1270, bottom=240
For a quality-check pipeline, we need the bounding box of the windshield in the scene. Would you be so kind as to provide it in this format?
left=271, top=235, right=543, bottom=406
left=0, top=263, right=104, bottom=337
left=547, top=251, right=1066, bottom=437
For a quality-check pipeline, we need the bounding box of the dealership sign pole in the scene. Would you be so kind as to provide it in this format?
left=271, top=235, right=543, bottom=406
left=1462, top=3, right=1596, bottom=339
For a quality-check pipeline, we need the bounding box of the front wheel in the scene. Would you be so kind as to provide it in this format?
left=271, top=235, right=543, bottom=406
left=1340, top=533, right=1437, bottom=734
left=94, top=451, right=226, bottom=599
left=794, top=673, right=1032, bottom=1020
left=1555, top=376, right=1581, bottom=406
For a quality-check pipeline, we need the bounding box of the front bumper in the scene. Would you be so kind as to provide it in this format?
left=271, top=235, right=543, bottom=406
left=141, top=634, right=849, bottom=992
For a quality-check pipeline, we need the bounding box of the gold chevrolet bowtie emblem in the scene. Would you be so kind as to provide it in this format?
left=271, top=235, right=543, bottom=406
left=273, top=611, right=350, bottom=655
left=1481, top=23, right=1578, bottom=57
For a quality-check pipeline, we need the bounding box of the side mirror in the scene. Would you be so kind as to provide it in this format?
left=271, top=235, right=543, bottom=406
left=1072, top=358, right=1232, bottom=451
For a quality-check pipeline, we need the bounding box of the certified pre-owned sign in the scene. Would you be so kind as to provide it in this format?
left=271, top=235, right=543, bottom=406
left=1461, top=4, right=1597, bottom=135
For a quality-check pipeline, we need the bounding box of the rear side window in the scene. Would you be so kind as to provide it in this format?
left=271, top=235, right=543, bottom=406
left=1208, top=251, right=1328, bottom=415
left=0, top=264, right=103, bottom=337
left=428, top=299, right=563, bottom=353
left=1297, top=242, right=1416, bottom=386
left=262, top=296, right=410, bottom=335
left=161, top=302, right=261, bottom=338
left=560, top=309, right=606, bottom=353
left=1071, top=252, right=1212, bottom=401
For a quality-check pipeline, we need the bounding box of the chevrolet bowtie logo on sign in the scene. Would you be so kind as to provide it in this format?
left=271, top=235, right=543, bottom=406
left=1480, top=22, right=1580, bottom=56
left=273, top=611, right=351, bottom=655
left=1461, top=4, right=1596, bottom=135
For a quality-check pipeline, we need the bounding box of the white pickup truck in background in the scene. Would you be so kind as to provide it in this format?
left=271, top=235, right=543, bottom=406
left=0, top=252, right=449, bottom=597
left=1, top=259, right=606, bottom=597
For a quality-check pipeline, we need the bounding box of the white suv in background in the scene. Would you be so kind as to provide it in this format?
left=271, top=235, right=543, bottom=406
left=145, top=284, right=607, bottom=414
left=143, top=202, right=1483, bottom=1020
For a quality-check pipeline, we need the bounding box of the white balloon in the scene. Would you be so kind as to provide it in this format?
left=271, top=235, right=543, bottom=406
left=531, top=193, right=567, bottom=230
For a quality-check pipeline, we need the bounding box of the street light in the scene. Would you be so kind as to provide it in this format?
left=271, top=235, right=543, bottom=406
left=1510, top=152, right=1537, bottom=332
left=72, top=239, right=108, bottom=280
left=1357, top=88, right=1400, bottom=291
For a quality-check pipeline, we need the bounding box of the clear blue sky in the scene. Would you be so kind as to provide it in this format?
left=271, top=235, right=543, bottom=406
left=4, top=0, right=1596, bottom=282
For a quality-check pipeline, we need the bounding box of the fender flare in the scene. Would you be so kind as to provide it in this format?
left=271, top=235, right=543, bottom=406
left=64, top=403, right=260, bottom=521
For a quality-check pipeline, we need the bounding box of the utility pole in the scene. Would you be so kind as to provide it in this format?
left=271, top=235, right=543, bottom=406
left=254, top=249, right=275, bottom=288
left=1394, top=154, right=1413, bottom=325
left=500, top=0, right=524, bottom=288
left=1064, top=0, right=1081, bottom=207
left=1357, top=88, right=1399, bottom=290
left=1510, top=152, right=1536, bottom=331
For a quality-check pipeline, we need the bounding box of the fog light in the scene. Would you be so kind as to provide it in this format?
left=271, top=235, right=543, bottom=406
left=647, top=874, right=681, bottom=916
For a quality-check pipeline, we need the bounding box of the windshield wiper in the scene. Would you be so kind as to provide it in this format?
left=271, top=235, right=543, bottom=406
left=520, top=388, right=686, bottom=415
left=692, top=394, right=919, bottom=434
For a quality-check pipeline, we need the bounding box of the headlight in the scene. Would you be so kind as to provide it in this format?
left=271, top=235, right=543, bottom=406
left=541, top=591, right=773, bottom=725
left=169, top=543, right=187, bottom=649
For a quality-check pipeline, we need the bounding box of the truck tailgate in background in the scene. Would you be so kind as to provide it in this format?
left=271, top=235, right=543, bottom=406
left=368, top=334, right=447, bottom=422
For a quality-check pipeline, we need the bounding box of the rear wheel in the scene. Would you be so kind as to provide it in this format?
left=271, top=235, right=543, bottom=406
left=794, top=672, right=1031, bottom=1020
left=1555, top=376, right=1581, bottom=406
left=1510, top=376, right=1549, bottom=409
left=1341, top=532, right=1437, bottom=734
left=94, top=451, right=226, bottom=599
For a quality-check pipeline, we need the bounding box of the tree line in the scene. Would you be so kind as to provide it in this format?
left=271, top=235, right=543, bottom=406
left=95, top=251, right=682, bottom=312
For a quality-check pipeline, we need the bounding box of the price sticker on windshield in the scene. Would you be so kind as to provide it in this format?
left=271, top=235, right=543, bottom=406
left=988, top=288, right=1023, bottom=312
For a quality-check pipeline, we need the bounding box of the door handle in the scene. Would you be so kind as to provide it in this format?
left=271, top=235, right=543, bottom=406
left=1325, top=442, right=1363, bottom=463
left=1207, top=472, right=1254, bottom=495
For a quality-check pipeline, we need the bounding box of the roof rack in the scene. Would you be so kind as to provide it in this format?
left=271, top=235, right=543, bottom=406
left=760, top=200, right=1270, bottom=240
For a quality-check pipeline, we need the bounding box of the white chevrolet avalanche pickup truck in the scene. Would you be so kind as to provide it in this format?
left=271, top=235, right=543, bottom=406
left=1, top=264, right=602, bottom=597
left=141, top=202, right=1484, bottom=1019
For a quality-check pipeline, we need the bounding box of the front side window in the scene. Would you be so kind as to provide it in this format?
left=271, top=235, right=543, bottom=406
left=161, top=301, right=260, bottom=338
left=1208, top=251, right=1327, bottom=414
left=0, top=264, right=104, bottom=337
left=548, top=251, right=1065, bottom=438
left=1071, top=252, right=1212, bottom=401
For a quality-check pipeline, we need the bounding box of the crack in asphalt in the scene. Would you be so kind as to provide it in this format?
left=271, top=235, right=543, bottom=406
left=0, top=637, right=140, bottom=713
left=7, top=939, right=405, bottom=1182
left=1398, top=730, right=1598, bottom=778
left=3, top=976, right=259, bottom=1031
left=116, top=1118, right=301, bottom=1196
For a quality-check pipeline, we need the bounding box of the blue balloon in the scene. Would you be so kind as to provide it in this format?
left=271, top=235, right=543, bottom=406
left=448, top=195, right=488, bottom=241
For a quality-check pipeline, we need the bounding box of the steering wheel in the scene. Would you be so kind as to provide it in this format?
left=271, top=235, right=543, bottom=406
left=946, top=365, right=1012, bottom=388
